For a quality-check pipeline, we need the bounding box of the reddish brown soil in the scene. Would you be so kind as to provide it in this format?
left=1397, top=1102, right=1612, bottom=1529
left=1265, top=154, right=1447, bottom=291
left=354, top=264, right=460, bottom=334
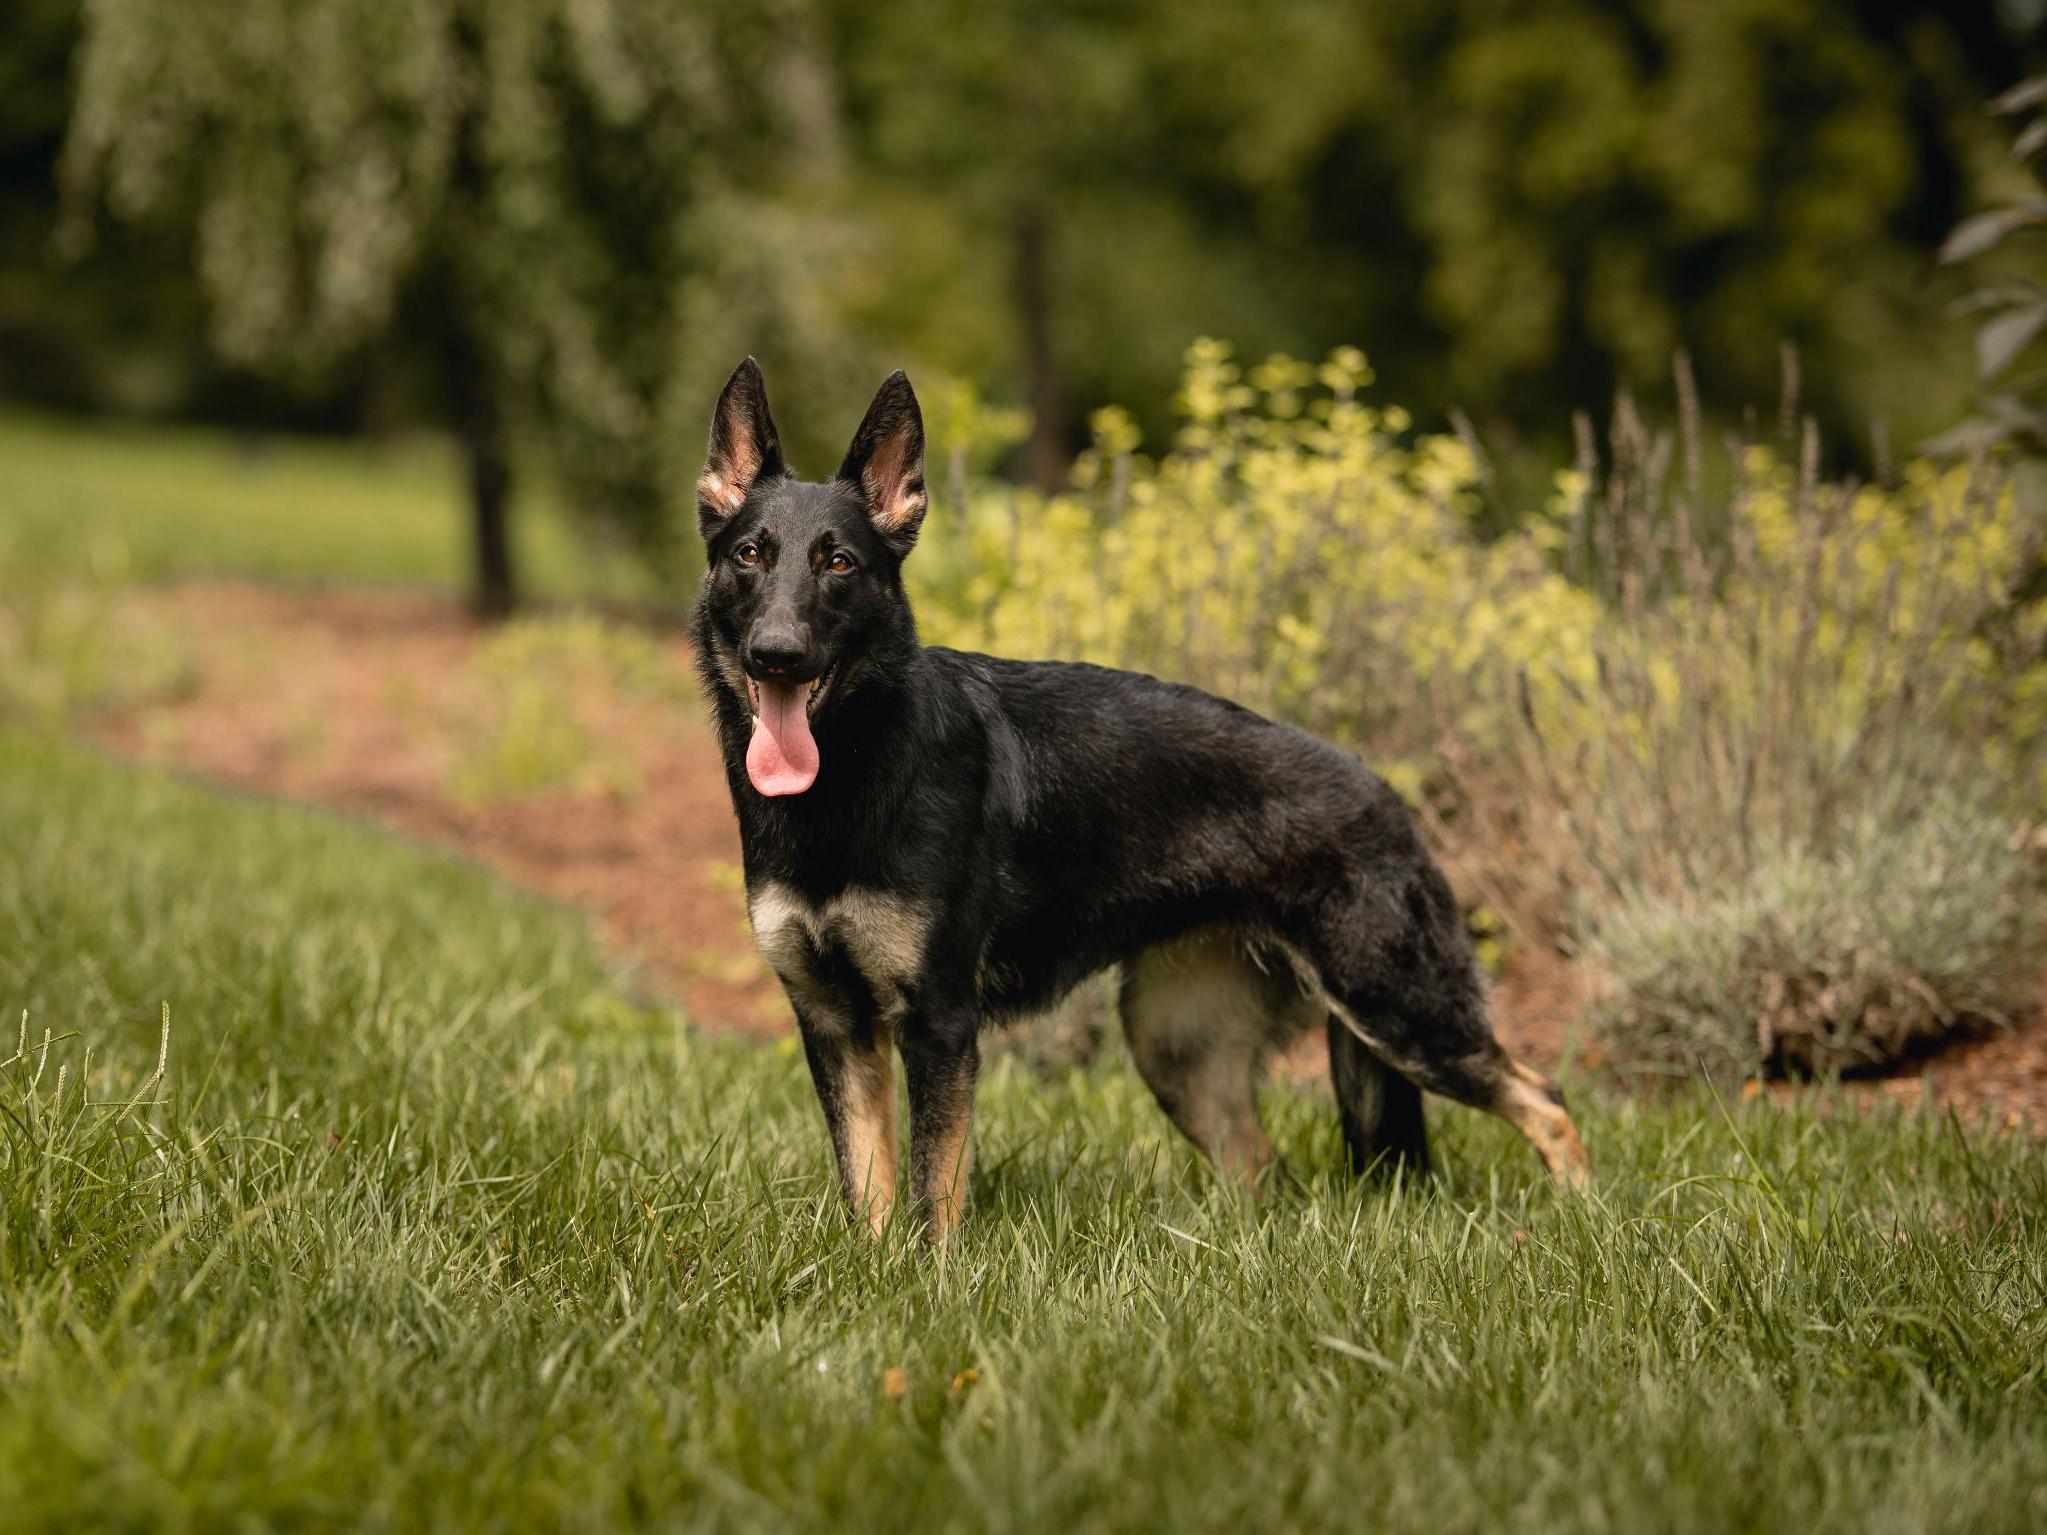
left=1862, top=1022, right=2047, bottom=1131
left=86, top=582, right=2047, bottom=1126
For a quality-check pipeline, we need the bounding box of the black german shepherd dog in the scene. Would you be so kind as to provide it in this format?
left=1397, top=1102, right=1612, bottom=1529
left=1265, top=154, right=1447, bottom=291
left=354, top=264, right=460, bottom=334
left=693, top=359, right=1588, bottom=1241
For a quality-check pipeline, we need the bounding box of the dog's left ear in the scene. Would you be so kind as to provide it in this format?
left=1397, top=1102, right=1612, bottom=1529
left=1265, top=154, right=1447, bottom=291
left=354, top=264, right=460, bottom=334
left=837, top=370, right=926, bottom=556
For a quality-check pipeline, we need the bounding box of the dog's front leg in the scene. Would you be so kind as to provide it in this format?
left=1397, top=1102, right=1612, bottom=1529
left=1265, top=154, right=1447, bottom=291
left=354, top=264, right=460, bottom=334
left=795, top=1010, right=897, bottom=1236
left=900, top=1019, right=979, bottom=1246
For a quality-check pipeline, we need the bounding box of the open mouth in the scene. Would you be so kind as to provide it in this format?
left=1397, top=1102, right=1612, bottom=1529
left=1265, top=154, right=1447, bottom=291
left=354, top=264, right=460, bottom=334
left=744, top=662, right=837, bottom=723
left=742, top=663, right=837, bottom=797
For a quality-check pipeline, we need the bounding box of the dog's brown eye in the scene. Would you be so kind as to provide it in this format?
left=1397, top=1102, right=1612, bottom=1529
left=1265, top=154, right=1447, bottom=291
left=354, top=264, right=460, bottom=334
left=826, top=551, right=855, bottom=574
left=735, top=542, right=761, bottom=568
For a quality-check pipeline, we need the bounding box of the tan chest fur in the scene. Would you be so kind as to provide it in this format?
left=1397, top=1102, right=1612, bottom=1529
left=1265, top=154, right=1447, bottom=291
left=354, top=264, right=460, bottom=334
left=746, top=882, right=930, bottom=1031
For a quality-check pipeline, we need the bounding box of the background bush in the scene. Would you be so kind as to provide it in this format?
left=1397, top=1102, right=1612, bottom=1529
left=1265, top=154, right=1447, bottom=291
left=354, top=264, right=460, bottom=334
left=1522, top=389, right=2045, bottom=1075
left=1587, top=795, right=2040, bottom=1078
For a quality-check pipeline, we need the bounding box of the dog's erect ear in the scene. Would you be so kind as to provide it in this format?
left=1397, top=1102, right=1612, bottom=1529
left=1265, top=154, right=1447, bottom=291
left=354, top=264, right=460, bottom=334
left=698, top=357, right=786, bottom=541
left=836, top=370, right=926, bottom=555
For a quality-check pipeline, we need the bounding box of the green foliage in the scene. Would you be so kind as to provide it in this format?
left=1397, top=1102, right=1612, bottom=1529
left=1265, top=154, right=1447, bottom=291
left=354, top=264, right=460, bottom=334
left=448, top=614, right=687, bottom=802
left=1401, top=2, right=1925, bottom=412
left=0, top=0, right=219, bottom=415
left=1936, top=72, right=2047, bottom=461
left=836, top=0, right=2002, bottom=458
left=1527, top=428, right=2047, bottom=829
left=0, top=583, right=191, bottom=723
left=7, top=728, right=2047, bottom=1531
left=917, top=340, right=1594, bottom=790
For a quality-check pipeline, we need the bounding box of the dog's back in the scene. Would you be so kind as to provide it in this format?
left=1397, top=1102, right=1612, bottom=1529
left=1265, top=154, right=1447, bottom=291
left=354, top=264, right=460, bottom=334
left=913, top=650, right=1422, bottom=1014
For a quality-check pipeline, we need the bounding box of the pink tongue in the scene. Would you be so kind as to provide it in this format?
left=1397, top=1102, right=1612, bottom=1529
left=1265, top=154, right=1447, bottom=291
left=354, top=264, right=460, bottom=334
left=746, top=679, right=819, bottom=796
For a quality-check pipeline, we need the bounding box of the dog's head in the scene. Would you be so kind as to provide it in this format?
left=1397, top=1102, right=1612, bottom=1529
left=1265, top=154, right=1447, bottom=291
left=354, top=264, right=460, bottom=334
left=694, top=358, right=926, bottom=797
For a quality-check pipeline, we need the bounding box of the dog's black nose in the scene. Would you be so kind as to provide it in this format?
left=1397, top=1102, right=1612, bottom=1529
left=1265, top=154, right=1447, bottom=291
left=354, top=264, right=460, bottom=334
left=747, top=629, right=808, bottom=676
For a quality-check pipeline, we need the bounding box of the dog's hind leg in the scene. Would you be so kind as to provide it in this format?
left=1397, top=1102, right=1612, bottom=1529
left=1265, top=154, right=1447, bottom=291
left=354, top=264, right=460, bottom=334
left=1120, top=930, right=1300, bottom=1189
left=1325, top=1014, right=1428, bottom=1178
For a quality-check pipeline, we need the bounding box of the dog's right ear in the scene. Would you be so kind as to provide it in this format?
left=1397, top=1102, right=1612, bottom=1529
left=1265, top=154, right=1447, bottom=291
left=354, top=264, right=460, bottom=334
left=697, top=357, right=786, bottom=542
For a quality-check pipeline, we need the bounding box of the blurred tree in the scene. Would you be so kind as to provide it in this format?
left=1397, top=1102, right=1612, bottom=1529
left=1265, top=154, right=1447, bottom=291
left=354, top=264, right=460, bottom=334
left=829, top=0, right=2034, bottom=473
left=61, top=0, right=779, bottom=614
left=831, top=0, right=1317, bottom=488
left=1372, top=2, right=1929, bottom=436
left=29, top=0, right=2045, bottom=544
left=1936, top=69, right=2047, bottom=623
left=0, top=0, right=211, bottom=416
left=1936, top=72, right=2047, bottom=459
left=1, top=0, right=100, bottom=407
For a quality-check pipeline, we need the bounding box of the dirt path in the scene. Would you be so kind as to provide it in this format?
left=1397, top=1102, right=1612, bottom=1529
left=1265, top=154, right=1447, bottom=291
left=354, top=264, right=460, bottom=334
left=86, top=581, right=2046, bottom=1124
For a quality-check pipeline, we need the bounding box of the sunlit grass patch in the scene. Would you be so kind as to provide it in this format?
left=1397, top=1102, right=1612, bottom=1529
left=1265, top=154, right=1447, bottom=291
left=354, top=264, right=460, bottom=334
left=0, top=408, right=657, bottom=603
left=0, top=583, right=196, bottom=720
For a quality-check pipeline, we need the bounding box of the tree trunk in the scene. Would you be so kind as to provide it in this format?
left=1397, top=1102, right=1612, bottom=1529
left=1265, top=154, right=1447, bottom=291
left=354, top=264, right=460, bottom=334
left=462, top=398, right=514, bottom=621
left=442, top=310, right=516, bottom=619
left=1014, top=208, right=1066, bottom=495
left=441, top=10, right=514, bottom=620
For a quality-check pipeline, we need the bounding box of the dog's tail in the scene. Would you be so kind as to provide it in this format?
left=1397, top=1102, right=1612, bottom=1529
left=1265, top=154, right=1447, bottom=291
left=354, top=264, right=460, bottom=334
left=1325, top=1014, right=1429, bottom=1178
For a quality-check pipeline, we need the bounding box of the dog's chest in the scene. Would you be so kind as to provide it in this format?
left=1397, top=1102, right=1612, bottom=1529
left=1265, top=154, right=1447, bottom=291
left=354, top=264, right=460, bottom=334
left=747, top=881, right=929, bottom=1028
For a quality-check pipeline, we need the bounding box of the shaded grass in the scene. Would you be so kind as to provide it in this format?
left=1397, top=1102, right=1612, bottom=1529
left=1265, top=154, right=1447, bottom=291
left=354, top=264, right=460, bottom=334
left=0, top=409, right=658, bottom=604
left=3, top=729, right=2045, bottom=1533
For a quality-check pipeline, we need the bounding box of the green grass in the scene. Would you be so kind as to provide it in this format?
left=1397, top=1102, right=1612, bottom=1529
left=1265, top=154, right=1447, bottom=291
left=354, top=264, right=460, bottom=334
left=0, top=409, right=659, bottom=603
left=4, top=730, right=2045, bottom=1532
